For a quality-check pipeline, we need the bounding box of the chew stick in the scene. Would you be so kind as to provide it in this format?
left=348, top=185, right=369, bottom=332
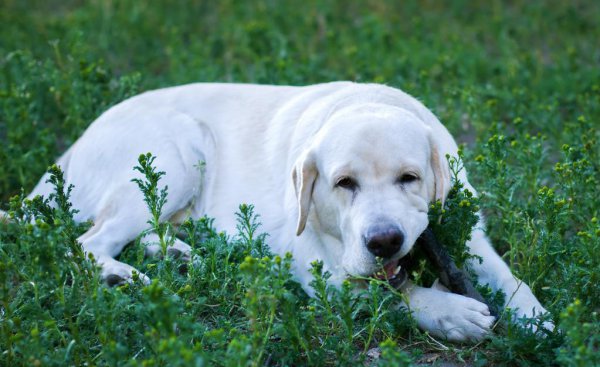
left=417, top=227, right=498, bottom=318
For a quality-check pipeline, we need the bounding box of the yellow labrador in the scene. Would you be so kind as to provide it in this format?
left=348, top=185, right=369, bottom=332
left=16, top=82, right=550, bottom=342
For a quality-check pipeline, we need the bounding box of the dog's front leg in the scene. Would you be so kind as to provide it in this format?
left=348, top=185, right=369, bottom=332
left=400, top=281, right=496, bottom=342
left=465, top=226, right=553, bottom=331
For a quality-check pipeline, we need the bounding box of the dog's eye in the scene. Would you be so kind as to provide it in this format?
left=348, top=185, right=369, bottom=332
left=398, top=173, right=419, bottom=185
left=335, top=176, right=358, bottom=190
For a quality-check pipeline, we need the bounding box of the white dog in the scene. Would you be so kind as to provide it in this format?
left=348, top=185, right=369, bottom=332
left=16, top=82, right=550, bottom=342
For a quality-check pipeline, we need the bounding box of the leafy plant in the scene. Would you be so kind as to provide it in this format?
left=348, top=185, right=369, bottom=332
left=132, top=152, right=174, bottom=257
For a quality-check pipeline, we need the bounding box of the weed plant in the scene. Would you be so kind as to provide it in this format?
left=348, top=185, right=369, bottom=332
left=1, top=1, right=599, bottom=365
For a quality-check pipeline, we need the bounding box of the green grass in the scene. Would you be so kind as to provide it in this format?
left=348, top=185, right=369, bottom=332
left=1, top=1, right=599, bottom=365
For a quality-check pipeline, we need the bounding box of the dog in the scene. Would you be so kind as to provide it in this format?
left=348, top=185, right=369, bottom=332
left=11, top=82, right=551, bottom=342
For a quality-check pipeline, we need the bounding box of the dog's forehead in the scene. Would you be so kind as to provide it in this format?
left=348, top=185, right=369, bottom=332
left=317, top=109, right=430, bottom=174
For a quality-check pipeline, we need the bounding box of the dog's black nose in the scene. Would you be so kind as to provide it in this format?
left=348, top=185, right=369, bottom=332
left=365, top=224, right=404, bottom=258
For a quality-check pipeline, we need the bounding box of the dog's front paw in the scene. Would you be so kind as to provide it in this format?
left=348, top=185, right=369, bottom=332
left=512, top=304, right=555, bottom=334
left=97, top=255, right=150, bottom=286
left=407, top=287, right=496, bottom=343
left=506, top=285, right=555, bottom=333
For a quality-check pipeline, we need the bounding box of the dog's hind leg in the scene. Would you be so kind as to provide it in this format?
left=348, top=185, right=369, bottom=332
left=77, top=186, right=155, bottom=285
left=143, top=233, right=192, bottom=261
left=79, top=161, right=203, bottom=285
left=28, top=110, right=211, bottom=285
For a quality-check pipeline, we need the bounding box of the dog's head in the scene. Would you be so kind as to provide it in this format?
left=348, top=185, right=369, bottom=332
left=292, top=103, right=450, bottom=278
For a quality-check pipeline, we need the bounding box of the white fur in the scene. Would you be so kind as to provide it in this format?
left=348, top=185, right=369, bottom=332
left=27, top=82, right=551, bottom=342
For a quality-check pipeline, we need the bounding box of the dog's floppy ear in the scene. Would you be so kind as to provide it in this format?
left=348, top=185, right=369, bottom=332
left=292, top=150, right=317, bottom=236
left=428, top=133, right=451, bottom=206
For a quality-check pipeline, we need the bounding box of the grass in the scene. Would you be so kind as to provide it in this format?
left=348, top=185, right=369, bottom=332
left=1, top=0, right=599, bottom=365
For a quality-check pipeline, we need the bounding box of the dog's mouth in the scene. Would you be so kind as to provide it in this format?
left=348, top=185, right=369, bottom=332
left=372, top=258, right=407, bottom=289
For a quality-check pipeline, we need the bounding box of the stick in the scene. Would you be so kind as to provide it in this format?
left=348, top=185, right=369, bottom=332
left=417, top=227, right=498, bottom=318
